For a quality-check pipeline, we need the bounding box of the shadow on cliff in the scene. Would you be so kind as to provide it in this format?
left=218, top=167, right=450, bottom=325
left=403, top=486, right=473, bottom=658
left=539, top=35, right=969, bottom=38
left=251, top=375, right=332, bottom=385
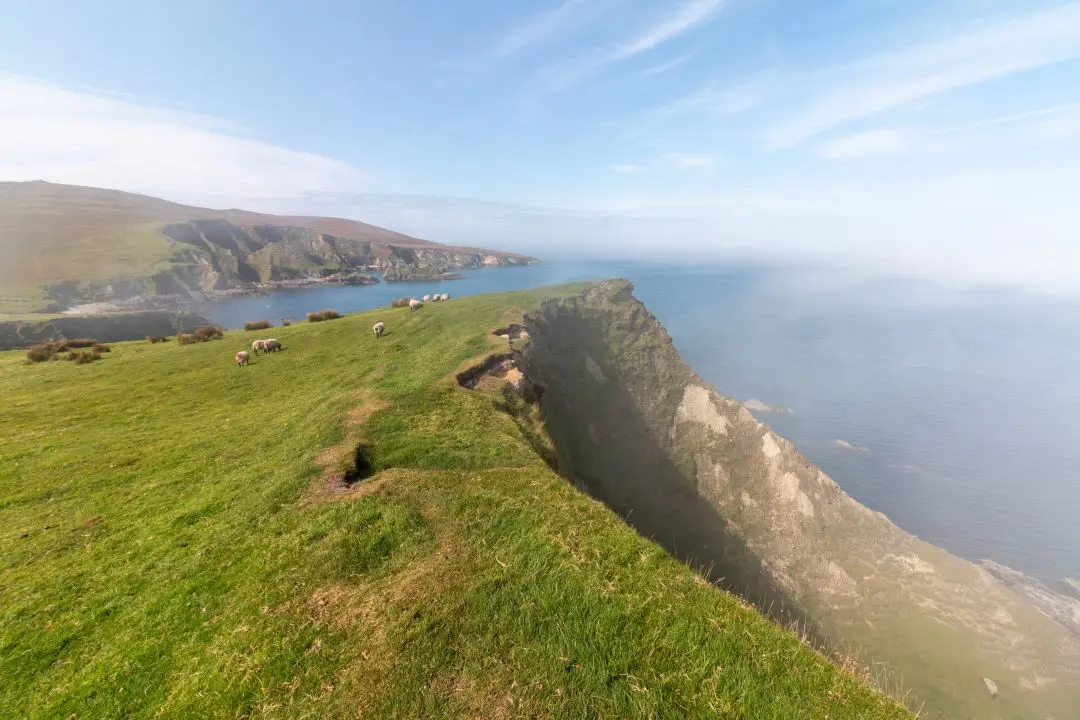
left=522, top=289, right=827, bottom=649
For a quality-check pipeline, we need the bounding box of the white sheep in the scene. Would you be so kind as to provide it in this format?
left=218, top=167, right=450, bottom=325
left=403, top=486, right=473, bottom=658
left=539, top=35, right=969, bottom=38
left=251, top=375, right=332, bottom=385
left=431, top=293, right=441, bottom=302
left=373, top=321, right=385, bottom=338
left=440, top=293, right=450, bottom=301
left=264, top=338, right=282, bottom=352
left=235, top=350, right=250, bottom=367
left=408, top=298, right=423, bottom=311
left=422, top=294, right=431, bottom=302
left=252, top=339, right=267, bottom=355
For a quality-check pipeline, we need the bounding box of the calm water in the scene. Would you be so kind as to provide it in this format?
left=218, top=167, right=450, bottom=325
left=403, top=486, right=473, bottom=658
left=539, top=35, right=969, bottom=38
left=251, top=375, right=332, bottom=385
left=199, top=262, right=1080, bottom=584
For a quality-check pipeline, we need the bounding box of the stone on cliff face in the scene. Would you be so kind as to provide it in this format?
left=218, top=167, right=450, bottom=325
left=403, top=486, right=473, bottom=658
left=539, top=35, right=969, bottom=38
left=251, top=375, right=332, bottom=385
left=982, top=677, right=999, bottom=698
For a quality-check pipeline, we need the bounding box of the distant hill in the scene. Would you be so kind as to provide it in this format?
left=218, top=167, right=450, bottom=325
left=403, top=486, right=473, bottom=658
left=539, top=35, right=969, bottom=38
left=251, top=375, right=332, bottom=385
left=0, top=181, right=535, bottom=312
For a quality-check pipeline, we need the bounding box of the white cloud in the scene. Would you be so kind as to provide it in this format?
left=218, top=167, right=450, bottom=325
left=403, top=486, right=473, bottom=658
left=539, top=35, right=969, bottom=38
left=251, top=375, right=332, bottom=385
left=539, top=0, right=727, bottom=92
left=0, top=75, right=367, bottom=209
left=765, top=2, right=1080, bottom=149
left=495, top=0, right=595, bottom=56
left=641, top=51, right=699, bottom=77
left=609, top=0, right=725, bottom=63
left=612, top=163, right=643, bottom=172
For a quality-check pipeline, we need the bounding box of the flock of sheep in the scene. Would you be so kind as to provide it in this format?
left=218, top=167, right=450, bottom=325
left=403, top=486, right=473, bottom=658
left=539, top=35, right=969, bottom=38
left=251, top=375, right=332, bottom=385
left=234, top=292, right=450, bottom=367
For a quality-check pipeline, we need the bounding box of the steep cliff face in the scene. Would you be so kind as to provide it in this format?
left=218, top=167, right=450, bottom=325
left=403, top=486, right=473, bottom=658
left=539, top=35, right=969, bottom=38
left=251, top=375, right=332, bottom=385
left=522, top=280, right=1080, bottom=720
left=155, top=219, right=533, bottom=295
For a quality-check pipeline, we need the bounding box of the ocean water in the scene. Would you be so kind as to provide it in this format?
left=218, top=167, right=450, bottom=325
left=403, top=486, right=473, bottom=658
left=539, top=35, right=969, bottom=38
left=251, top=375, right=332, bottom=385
left=198, top=262, right=1080, bottom=585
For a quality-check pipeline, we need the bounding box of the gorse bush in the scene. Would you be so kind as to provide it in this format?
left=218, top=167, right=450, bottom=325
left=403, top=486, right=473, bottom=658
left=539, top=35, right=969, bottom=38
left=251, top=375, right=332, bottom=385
left=177, top=325, right=224, bottom=345
left=390, top=297, right=412, bottom=309
left=26, top=341, right=66, bottom=362
left=66, top=351, right=100, bottom=364
left=306, top=309, right=341, bottom=322
left=65, top=338, right=99, bottom=349
left=244, top=320, right=271, bottom=331
left=146, top=336, right=168, bottom=344
left=92, top=343, right=111, bottom=353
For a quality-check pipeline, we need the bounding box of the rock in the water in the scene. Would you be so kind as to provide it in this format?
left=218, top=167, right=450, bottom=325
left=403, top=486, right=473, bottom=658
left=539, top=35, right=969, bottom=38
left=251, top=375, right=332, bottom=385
left=983, top=677, right=999, bottom=698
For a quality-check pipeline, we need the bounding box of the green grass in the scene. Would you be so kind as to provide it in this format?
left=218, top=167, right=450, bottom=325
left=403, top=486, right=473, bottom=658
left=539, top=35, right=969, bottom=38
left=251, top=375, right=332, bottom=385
left=0, top=285, right=910, bottom=719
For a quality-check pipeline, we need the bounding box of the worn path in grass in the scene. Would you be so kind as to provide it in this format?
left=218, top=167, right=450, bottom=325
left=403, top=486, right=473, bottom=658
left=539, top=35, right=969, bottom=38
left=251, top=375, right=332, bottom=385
left=0, top=285, right=911, bottom=718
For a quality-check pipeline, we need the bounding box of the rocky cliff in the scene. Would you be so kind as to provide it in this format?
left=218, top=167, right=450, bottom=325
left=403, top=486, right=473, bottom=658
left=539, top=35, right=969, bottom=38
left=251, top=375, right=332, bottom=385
left=0, top=181, right=536, bottom=312
left=522, top=280, right=1080, bottom=720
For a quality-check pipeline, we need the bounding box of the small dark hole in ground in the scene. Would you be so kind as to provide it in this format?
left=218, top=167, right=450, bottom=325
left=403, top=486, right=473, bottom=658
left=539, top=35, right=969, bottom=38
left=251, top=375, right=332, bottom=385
left=343, top=444, right=375, bottom=485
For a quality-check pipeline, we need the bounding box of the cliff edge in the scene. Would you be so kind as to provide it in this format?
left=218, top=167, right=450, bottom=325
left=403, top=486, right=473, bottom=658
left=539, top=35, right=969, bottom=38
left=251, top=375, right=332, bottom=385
left=522, top=280, right=1080, bottom=720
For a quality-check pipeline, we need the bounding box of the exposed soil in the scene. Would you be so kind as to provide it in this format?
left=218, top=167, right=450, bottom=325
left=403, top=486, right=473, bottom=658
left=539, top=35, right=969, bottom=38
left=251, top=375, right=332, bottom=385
left=456, top=353, right=518, bottom=389
left=492, top=324, right=529, bottom=342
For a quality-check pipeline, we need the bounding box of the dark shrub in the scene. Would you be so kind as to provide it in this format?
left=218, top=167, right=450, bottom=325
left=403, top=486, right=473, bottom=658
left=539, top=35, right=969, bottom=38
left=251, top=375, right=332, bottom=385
left=307, top=309, right=342, bottom=322
left=146, top=336, right=168, bottom=344
left=92, top=343, right=111, bottom=353
left=390, top=297, right=412, bottom=309
left=26, top=341, right=65, bottom=362
left=243, top=320, right=271, bottom=331
left=65, top=338, right=98, bottom=348
left=281, top=317, right=291, bottom=326
left=66, top=351, right=99, bottom=364
left=177, top=325, right=224, bottom=344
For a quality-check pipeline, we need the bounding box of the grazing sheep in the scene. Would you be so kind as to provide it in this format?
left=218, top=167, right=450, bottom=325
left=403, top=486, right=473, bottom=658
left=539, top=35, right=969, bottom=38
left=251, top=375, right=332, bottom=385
left=235, top=350, right=250, bottom=367
left=252, top=339, right=267, bottom=355
left=441, top=293, right=450, bottom=301
left=408, top=298, right=423, bottom=311
left=373, top=321, right=386, bottom=338
left=431, top=293, right=441, bottom=302
left=265, top=339, right=282, bottom=352
left=422, top=294, right=432, bottom=302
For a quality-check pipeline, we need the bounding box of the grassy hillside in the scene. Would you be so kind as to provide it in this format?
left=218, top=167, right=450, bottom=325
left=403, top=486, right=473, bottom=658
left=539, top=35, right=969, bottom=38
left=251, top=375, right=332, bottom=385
left=0, top=181, right=531, bottom=312
left=0, top=285, right=910, bottom=719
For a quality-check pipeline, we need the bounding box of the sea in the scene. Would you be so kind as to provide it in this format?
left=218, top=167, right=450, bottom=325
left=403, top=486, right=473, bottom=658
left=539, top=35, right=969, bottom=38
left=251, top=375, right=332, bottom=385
left=197, top=261, right=1080, bottom=586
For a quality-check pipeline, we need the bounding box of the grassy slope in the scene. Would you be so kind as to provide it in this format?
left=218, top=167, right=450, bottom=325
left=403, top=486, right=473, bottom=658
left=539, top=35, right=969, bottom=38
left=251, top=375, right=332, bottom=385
left=0, top=285, right=910, bottom=719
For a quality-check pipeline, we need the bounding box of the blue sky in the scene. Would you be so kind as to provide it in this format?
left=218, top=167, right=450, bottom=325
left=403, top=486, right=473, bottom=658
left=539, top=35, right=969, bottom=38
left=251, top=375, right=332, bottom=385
left=1, top=0, right=1079, bottom=289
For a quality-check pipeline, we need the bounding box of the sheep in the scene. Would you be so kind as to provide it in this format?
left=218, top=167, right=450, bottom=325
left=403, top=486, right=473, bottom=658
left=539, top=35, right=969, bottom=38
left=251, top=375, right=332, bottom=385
left=422, top=294, right=432, bottom=302
left=440, top=293, right=450, bottom=301
left=264, top=339, right=282, bottom=352
left=252, top=339, right=267, bottom=355
left=373, top=321, right=386, bottom=338
left=431, top=293, right=441, bottom=302
left=408, top=298, right=423, bottom=311
left=235, top=350, right=250, bottom=367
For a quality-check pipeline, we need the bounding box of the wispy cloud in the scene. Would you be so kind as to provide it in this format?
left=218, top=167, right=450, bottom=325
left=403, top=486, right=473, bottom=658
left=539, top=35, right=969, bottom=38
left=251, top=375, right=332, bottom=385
left=0, top=75, right=367, bottom=209
left=539, top=0, right=727, bottom=92
left=641, top=51, right=700, bottom=77
left=765, top=2, right=1080, bottom=149
left=609, top=0, right=725, bottom=63
left=495, top=0, right=596, bottom=57
left=612, top=163, right=643, bottom=173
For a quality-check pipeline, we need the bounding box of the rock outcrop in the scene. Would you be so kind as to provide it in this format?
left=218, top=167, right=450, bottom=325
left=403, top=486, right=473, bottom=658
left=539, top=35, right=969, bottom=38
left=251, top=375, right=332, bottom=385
left=522, top=280, right=1080, bottom=720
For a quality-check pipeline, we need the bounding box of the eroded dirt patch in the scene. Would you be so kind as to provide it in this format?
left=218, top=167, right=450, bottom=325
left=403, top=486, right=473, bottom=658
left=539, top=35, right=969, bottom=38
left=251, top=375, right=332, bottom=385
left=309, top=390, right=389, bottom=500
left=456, top=353, right=519, bottom=389
left=492, top=323, right=529, bottom=342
